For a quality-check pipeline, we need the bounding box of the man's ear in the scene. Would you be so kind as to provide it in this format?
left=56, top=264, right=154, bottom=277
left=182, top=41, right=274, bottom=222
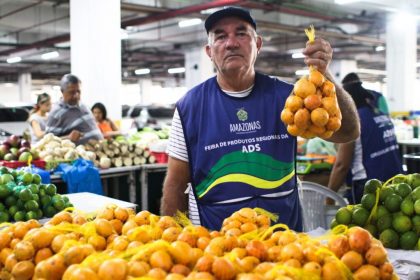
left=256, top=36, right=263, bottom=53
left=205, top=45, right=212, bottom=60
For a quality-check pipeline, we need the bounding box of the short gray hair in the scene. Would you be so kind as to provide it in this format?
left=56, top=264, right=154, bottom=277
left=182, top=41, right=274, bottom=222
left=60, top=74, right=81, bottom=92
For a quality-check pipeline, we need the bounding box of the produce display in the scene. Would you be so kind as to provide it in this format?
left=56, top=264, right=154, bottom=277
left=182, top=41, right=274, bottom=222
left=33, top=134, right=79, bottom=163
left=0, top=167, right=72, bottom=222
left=0, top=135, right=39, bottom=162
left=0, top=206, right=397, bottom=280
left=332, top=173, right=420, bottom=250
left=280, top=26, right=342, bottom=139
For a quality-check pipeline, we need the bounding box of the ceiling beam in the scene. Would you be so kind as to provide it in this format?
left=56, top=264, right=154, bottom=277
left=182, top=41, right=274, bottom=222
left=0, top=0, right=45, bottom=20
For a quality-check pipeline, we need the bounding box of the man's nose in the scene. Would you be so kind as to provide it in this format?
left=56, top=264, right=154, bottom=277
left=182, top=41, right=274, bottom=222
left=226, top=34, right=240, bottom=49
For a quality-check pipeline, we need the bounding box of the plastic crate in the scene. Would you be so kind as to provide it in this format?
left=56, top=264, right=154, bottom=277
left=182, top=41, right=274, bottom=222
left=0, top=160, right=46, bottom=169
left=150, top=152, right=168, bottom=163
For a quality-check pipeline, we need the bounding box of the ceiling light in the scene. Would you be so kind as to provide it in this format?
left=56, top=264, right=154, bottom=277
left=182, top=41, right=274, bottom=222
left=286, top=48, right=304, bottom=54
left=41, top=51, right=59, bottom=60
left=6, top=56, right=21, bottom=64
left=334, top=0, right=361, bottom=5
left=178, top=18, right=202, bottom=28
left=135, top=68, right=150, bottom=75
left=168, top=67, right=185, bottom=74
left=200, top=8, right=220, bottom=15
left=292, top=53, right=305, bottom=59
left=375, top=46, right=385, bottom=52
left=356, top=68, right=387, bottom=75
left=55, top=42, right=71, bottom=48
left=295, top=69, right=309, bottom=76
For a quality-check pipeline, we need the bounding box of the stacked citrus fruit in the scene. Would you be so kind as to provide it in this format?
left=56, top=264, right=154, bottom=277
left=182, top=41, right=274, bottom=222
left=281, top=69, right=342, bottom=139
left=0, top=205, right=398, bottom=280
left=332, top=173, right=420, bottom=251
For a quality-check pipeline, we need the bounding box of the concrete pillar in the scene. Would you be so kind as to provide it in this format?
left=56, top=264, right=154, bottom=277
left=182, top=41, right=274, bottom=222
left=386, top=13, right=417, bottom=112
left=329, top=60, right=357, bottom=85
left=185, top=46, right=214, bottom=90
left=70, top=0, right=121, bottom=120
left=18, top=73, right=31, bottom=102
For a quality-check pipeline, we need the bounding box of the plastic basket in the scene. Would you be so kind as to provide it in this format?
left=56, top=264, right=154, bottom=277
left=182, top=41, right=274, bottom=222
left=150, top=152, right=168, bottom=163
left=0, top=160, right=46, bottom=169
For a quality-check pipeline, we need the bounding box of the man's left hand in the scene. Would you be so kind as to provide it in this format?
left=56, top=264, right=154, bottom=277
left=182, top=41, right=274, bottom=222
left=302, top=38, right=333, bottom=74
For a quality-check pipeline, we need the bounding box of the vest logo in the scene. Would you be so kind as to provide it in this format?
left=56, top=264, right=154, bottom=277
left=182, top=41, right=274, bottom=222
left=237, top=108, right=248, bottom=122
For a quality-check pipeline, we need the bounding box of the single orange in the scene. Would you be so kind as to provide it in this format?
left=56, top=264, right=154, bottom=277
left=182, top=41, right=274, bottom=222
left=280, top=108, right=295, bottom=125
left=341, top=250, right=363, bottom=272
left=294, top=77, right=316, bottom=98
left=280, top=243, right=304, bottom=262
left=322, top=80, right=336, bottom=97
left=304, top=94, right=322, bottom=111
left=322, top=260, right=347, bottom=280
left=353, top=264, right=380, bottom=280
left=285, top=95, right=304, bottom=112
left=303, top=261, right=322, bottom=277
left=327, top=235, right=350, bottom=258
left=311, top=108, right=329, bottom=127
left=294, top=108, right=311, bottom=130
left=326, top=117, right=341, bottom=132
left=35, top=247, right=53, bottom=264
left=322, top=130, right=334, bottom=139
left=309, top=124, right=326, bottom=136
left=309, top=69, right=325, bottom=87
left=322, top=97, right=339, bottom=116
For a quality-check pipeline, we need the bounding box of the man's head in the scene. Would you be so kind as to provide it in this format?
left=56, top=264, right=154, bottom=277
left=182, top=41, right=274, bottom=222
left=60, top=74, right=81, bottom=106
left=204, top=6, right=262, bottom=77
left=341, top=72, right=362, bottom=87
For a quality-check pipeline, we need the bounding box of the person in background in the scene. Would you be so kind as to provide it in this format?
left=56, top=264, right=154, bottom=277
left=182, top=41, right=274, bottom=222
left=91, top=102, right=121, bottom=138
left=28, top=93, right=51, bottom=144
left=45, top=74, right=103, bottom=145
left=328, top=74, right=403, bottom=204
left=341, top=72, right=389, bottom=115
left=160, top=6, right=360, bottom=231
left=306, top=138, right=337, bottom=156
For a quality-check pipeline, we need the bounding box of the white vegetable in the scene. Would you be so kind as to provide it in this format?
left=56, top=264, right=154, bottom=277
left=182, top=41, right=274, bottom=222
left=43, top=155, right=54, bottom=161
left=62, top=139, right=76, bottom=148
left=99, top=157, right=112, bottom=169
left=64, top=150, right=77, bottom=161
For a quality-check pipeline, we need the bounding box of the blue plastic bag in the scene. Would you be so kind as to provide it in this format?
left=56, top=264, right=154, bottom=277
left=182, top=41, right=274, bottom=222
left=56, top=158, right=103, bottom=195
left=18, top=165, right=51, bottom=184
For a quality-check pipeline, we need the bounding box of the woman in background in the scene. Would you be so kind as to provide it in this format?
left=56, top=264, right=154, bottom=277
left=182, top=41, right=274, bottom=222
left=91, top=102, right=121, bottom=138
left=29, top=93, right=51, bottom=144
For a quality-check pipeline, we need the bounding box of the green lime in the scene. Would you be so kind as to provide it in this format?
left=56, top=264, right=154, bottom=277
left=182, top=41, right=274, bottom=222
left=45, top=184, right=57, bottom=196
left=330, top=218, right=338, bottom=229
left=364, top=224, right=378, bottom=237
left=64, top=202, right=73, bottom=209
left=0, top=211, right=9, bottom=223
left=364, top=179, right=382, bottom=194
left=32, top=174, right=41, bottom=184
left=4, top=196, right=17, bottom=207
left=361, top=193, right=376, bottom=210
left=13, top=211, right=26, bottom=222
left=16, top=199, right=25, bottom=210
left=401, top=198, right=414, bottom=216
left=408, top=173, right=420, bottom=188
left=379, top=229, right=399, bottom=249
left=411, top=187, right=420, bottom=201
left=380, top=187, right=395, bottom=203
left=28, top=184, right=39, bottom=194
left=0, top=167, right=9, bottom=174
left=0, top=174, right=14, bottom=185
left=36, top=209, right=43, bottom=219
left=25, top=211, right=38, bottom=221
left=412, top=216, right=420, bottom=235
left=392, top=175, right=408, bottom=184
left=43, top=206, right=56, bottom=218
left=392, top=215, right=412, bottom=233
left=399, top=231, right=417, bottom=250
left=0, top=203, right=5, bottom=212
left=377, top=205, right=390, bottom=219
left=52, top=197, right=64, bottom=211
left=415, top=200, right=420, bottom=215
left=396, top=183, right=412, bottom=198
left=385, top=194, right=403, bottom=212
left=0, top=184, right=10, bottom=199
left=8, top=205, right=18, bottom=217
left=62, top=196, right=69, bottom=203
left=352, top=207, right=370, bottom=226
left=32, top=194, right=39, bottom=202
left=24, top=200, right=39, bottom=212
left=335, top=207, right=352, bottom=225
left=377, top=214, right=392, bottom=232
left=18, top=173, right=33, bottom=185
left=18, top=188, right=32, bottom=202
left=40, top=195, right=51, bottom=207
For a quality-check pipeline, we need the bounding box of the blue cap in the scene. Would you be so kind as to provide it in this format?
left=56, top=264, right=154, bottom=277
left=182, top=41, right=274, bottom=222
left=204, top=6, right=257, bottom=34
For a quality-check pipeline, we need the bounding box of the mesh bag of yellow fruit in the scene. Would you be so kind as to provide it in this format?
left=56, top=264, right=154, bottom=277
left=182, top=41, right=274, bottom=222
left=281, top=26, right=342, bottom=139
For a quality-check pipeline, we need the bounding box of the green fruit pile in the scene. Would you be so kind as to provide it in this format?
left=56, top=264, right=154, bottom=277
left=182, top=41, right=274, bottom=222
left=0, top=166, right=73, bottom=222
left=331, top=173, right=420, bottom=250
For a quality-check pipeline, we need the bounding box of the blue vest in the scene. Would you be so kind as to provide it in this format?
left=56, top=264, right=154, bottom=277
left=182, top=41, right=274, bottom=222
left=177, top=73, right=302, bottom=231
left=355, top=107, right=403, bottom=181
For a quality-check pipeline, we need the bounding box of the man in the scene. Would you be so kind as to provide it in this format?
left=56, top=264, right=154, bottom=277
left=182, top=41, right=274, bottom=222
left=328, top=74, right=402, bottom=204
left=161, top=6, right=360, bottom=231
left=342, top=72, right=389, bottom=115
left=46, top=74, right=103, bottom=145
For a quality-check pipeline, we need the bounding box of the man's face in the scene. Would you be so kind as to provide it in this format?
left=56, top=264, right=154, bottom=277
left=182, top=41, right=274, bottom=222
left=205, top=17, right=262, bottom=75
left=62, top=83, right=81, bottom=106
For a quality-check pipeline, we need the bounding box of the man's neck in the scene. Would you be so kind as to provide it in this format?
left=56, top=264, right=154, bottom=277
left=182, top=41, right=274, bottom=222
left=217, top=70, right=256, bottom=92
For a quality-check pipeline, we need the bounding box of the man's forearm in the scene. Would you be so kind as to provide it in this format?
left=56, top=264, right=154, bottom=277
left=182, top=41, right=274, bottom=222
left=161, top=183, right=188, bottom=216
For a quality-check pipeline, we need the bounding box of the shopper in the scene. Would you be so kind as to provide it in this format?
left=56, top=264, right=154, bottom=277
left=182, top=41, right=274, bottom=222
left=328, top=74, right=403, bottom=204
left=160, top=6, right=360, bottom=231
left=91, top=102, right=121, bottom=138
left=45, top=74, right=103, bottom=145
left=28, top=93, right=51, bottom=144
left=342, top=72, right=389, bottom=115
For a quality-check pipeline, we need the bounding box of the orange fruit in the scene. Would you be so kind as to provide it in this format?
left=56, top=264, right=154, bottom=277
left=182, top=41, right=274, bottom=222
left=166, top=273, right=185, bottom=280
left=294, top=77, right=316, bottom=98
left=88, top=235, right=107, bottom=251
left=0, top=231, right=12, bottom=250
left=121, top=219, right=138, bottom=236
left=322, top=97, right=339, bottom=115
left=134, top=210, right=151, bottom=226
left=230, top=247, right=247, bottom=259
left=322, top=130, right=334, bottom=139
left=278, top=231, right=297, bottom=246
left=353, top=264, right=380, bottom=280
left=13, top=241, right=35, bottom=261
left=283, top=258, right=302, bottom=268
left=348, top=227, right=372, bottom=254
left=150, top=250, right=173, bottom=271
left=197, top=236, right=211, bottom=251
left=322, top=80, right=336, bottom=96
left=171, top=264, right=191, bottom=276
left=162, top=227, right=182, bottom=243
left=94, top=218, right=114, bottom=238
left=303, top=261, right=322, bottom=277
left=177, top=231, right=198, bottom=248
left=309, top=124, right=326, bottom=135
left=239, top=256, right=260, bottom=273
left=267, top=245, right=282, bottom=262
left=127, top=240, right=143, bottom=250
left=224, top=228, right=242, bottom=237
left=5, top=253, right=17, bottom=272
left=223, top=236, right=239, bottom=252
left=156, top=216, right=178, bottom=230
left=341, top=250, right=363, bottom=272
left=35, top=247, right=53, bottom=264
left=113, top=207, right=129, bottom=222
left=327, top=235, right=350, bottom=258
left=237, top=208, right=257, bottom=223
left=379, top=262, right=393, bottom=280
left=256, top=214, right=270, bottom=228
left=253, top=262, right=275, bottom=274
left=280, top=108, right=295, bottom=125
left=326, top=117, right=341, bottom=132
left=304, top=94, right=322, bottom=111
left=285, top=95, right=303, bottom=113
left=96, top=206, right=114, bottom=220
left=301, top=130, right=316, bottom=139
left=11, top=260, right=35, bottom=280
left=51, top=234, right=70, bottom=253
left=246, top=240, right=268, bottom=261
left=168, top=241, right=192, bottom=265
left=322, top=260, right=347, bottom=280
left=26, top=228, right=55, bottom=249
left=13, top=223, right=30, bottom=239
left=311, top=107, right=329, bottom=127
left=97, top=258, right=128, bottom=280
left=147, top=267, right=167, bottom=279
left=211, top=258, right=236, bottom=280
left=309, top=69, right=325, bottom=87
left=127, top=260, right=150, bottom=277
left=10, top=238, right=20, bottom=249
left=240, top=222, right=258, bottom=233
left=195, top=255, right=214, bottom=272
left=365, top=245, right=387, bottom=266
left=294, top=108, right=311, bottom=129
left=280, top=243, right=303, bottom=262
left=111, top=236, right=129, bottom=251
left=62, top=265, right=98, bottom=280
left=50, top=211, right=73, bottom=225
left=72, top=215, right=87, bottom=225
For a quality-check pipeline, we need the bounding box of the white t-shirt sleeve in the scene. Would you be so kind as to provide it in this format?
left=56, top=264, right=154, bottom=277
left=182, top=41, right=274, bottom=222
left=167, top=108, right=189, bottom=162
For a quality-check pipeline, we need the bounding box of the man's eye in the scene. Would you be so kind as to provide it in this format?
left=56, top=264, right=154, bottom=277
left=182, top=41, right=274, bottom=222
left=215, top=35, right=226, bottom=40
